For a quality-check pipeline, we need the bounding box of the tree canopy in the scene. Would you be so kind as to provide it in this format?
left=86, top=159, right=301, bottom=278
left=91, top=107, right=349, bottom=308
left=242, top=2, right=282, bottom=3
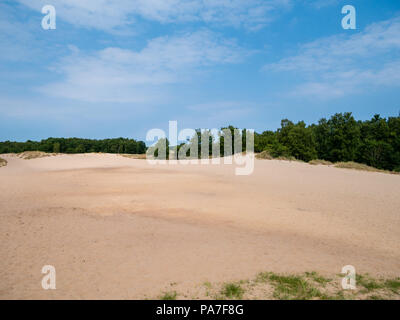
left=0, top=137, right=146, bottom=155
left=254, top=113, right=400, bottom=172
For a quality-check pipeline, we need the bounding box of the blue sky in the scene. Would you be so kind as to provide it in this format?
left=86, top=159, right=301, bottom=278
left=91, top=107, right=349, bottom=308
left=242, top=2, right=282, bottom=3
left=1, top=0, right=400, bottom=142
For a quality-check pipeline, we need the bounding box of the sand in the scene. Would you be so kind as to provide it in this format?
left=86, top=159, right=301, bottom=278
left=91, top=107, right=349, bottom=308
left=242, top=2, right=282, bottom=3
left=0, top=153, right=399, bottom=299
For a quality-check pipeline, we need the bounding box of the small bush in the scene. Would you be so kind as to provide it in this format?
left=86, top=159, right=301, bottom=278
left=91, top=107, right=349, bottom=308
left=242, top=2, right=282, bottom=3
left=0, top=157, right=7, bottom=167
left=160, top=291, right=178, bottom=300
left=221, top=283, right=244, bottom=299
left=256, top=151, right=273, bottom=160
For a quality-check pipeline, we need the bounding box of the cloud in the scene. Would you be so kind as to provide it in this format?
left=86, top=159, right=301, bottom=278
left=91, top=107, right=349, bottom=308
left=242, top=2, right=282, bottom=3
left=38, top=31, right=247, bottom=103
left=263, top=16, right=400, bottom=99
left=17, top=0, right=292, bottom=31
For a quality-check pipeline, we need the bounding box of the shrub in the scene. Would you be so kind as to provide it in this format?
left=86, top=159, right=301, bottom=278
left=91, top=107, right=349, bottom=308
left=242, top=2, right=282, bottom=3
left=0, top=157, right=7, bottom=167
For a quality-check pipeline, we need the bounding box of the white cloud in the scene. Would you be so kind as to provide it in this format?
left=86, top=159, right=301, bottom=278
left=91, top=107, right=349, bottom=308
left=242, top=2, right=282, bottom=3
left=17, top=0, right=292, bottom=31
left=39, top=31, right=247, bottom=103
left=263, top=17, right=400, bottom=99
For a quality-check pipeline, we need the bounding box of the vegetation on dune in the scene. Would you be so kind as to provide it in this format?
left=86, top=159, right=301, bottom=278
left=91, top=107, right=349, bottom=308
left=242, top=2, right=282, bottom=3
left=333, top=161, right=398, bottom=174
left=267, top=273, right=323, bottom=300
left=17, top=151, right=58, bottom=159
left=221, top=283, right=245, bottom=299
left=0, top=157, right=7, bottom=167
left=308, top=159, right=333, bottom=166
left=255, top=150, right=273, bottom=160
left=159, top=291, right=178, bottom=300
left=158, top=271, right=400, bottom=300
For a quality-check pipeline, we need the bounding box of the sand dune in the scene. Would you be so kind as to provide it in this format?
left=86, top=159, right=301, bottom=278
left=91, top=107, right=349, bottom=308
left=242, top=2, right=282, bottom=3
left=0, top=153, right=399, bottom=299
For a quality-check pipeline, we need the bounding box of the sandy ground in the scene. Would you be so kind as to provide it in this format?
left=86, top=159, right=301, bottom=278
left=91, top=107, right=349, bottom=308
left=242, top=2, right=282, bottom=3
left=0, top=153, right=399, bottom=299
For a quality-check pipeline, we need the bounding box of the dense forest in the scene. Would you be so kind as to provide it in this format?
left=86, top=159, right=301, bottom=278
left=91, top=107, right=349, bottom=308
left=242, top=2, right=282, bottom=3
left=0, top=137, right=146, bottom=155
left=1, top=112, right=399, bottom=171
left=253, top=112, right=400, bottom=172
left=161, top=112, right=400, bottom=172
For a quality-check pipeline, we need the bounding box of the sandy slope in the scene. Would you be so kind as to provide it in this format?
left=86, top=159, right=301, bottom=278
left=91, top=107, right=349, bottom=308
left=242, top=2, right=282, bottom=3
left=0, top=153, right=399, bottom=299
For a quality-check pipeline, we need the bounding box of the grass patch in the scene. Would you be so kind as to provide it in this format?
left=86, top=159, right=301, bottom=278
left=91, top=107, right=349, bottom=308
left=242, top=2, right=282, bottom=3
left=308, top=159, right=333, bottom=166
left=203, top=281, right=213, bottom=297
left=255, top=151, right=273, bottom=160
left=369, top=295, right=385, bottom=300
left=356, top=274, right=384, bottom=292
left=304, top=272, right=331, bottom=286
left=255, top=272, right=271, bottom=283
left=17, top=151, right=58, bottom=160
left=320, top=291, right=348, bottom=300
left=384, top=278, right=400, bottom=294
left=221, top=283, right=244, bottom=299
left=268, top=273, right=322, bottom=300
left=162, top=272, right=400, bottom=300
left=0, top=157, right=7, bottom=167
left=334, top=162, right=398, bottom=174
left=160, top=291, right=178, bottom=300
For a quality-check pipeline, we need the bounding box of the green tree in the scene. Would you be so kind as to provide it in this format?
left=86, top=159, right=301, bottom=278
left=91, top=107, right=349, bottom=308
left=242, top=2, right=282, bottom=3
left=53, top=142, right=60, bottom=153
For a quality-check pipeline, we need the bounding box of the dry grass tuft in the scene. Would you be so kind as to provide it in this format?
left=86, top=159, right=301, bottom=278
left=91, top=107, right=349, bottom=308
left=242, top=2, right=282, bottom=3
left=275, top=156, right=300, bottom=162
left=309, top=159, right=333, bottom=166
left=0, top=157, right=7, bottom=167
left=119, top=154, right=147, bottom=160
left=17, top=151, right=58, bottom=160
left=255, top=151, right=273, bottom=160
left=256, top=151, right=301, bottom=162
left=334, top=162, right=399, bottom=175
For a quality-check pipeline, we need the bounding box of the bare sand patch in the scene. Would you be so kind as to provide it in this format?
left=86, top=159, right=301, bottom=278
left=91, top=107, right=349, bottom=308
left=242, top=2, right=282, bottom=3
left=0, top=153, right=399, bottom=299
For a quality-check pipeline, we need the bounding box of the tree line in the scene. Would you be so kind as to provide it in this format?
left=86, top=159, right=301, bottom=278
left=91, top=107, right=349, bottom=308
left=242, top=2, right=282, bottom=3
left=152, top=113, right=400, bottom=172
left=1, top=112, right=399, bottom=171
left=0, top=137, right=146, bottom=155
left=254, top=112, right=400, bottom=172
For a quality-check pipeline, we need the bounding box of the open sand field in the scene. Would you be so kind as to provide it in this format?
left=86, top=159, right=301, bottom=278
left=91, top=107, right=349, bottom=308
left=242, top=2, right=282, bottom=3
left=0, top=153, right=399, bottom=299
